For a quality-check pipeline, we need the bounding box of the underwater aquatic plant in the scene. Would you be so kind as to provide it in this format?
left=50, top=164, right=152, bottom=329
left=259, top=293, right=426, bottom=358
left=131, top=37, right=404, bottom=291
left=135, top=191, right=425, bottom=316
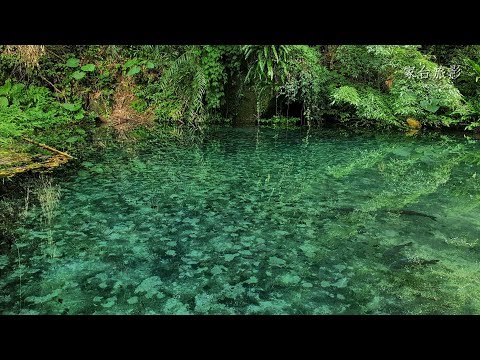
left=35, top=175, right=61, bottom=257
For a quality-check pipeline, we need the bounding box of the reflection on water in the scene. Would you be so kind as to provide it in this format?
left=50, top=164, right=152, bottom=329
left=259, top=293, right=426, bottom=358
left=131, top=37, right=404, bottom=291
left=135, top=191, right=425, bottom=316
left=1, top=127, right=480, bottom=314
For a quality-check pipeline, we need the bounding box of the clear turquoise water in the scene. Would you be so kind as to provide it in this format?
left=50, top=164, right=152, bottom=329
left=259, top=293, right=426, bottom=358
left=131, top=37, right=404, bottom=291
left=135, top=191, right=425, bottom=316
left=1, top=127, right=480, bottom=314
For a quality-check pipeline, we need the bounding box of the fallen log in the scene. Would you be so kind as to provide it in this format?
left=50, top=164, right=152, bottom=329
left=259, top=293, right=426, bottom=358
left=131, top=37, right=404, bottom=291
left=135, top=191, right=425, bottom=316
left=0, top=138, right=74, bottom=179
left=0, top=154, right=69, bottom=178
left=22, top=137, right=74, bottom=159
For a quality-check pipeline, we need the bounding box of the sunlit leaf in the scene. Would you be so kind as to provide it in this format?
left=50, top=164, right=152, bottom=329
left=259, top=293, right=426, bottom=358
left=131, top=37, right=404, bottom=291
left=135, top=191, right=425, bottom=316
left=81, top=64, right=96, bottom=72
left=71, top=71, right=86, bottom=80
left=126, top=66, right=141, bottom=76
left=123, top=59, right=138, bottom=70
left=61, top=103, right=81, bottom=111
left=66, top=58, right=80, bottom=67
left=0, top=79, right=12, bottom=95
left=0, top=96, right=8, bottom=107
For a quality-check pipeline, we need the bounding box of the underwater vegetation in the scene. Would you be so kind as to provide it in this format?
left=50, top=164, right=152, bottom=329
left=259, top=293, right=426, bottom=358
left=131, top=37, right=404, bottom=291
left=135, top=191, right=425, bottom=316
left=1, top=127, right=480, bottom=314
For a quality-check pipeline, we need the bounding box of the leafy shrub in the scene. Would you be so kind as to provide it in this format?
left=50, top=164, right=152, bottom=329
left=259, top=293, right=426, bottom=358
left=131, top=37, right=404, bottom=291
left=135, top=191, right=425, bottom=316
left=329, top=45, right=470, bottom=127
left=280, top=45, right=338, bottom=122
left=0, top=79, right=90, bottom=149
left=259, top=115, right=300, bottom=128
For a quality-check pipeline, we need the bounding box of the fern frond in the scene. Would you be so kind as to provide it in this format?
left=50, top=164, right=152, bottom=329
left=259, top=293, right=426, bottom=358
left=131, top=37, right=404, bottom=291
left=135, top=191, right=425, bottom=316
left=158, top=47, right=194, bottom=92
left=190, top=69, right=207, bottom=124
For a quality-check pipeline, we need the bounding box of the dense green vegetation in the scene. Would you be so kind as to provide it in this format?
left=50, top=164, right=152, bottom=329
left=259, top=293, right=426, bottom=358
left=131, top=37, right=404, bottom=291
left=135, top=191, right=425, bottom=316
left=1, top=45, right=479, bottom=157
left=2, top=45, right=480, bottom=315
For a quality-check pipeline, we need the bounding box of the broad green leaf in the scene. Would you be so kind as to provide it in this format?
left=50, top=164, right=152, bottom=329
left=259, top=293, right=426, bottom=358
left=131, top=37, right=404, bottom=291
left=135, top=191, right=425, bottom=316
left=258, top=58, right=265, bottom=73
left=81, top=63, right=96, bottom=72
left=126, top=66, right=141, bottom=76
left=123, top=59, right=138, bottom=70
left=71, top=71, right=86, bottom=80
left=66, top=136, right=79, bottom=144
left=146, top=61, right=155, bottom=69
left=0, top=96, right=8, bottom=107
left=272, top=46, right=279, bottom=62
left=267, top=60, right=273, bottom=80
left=62, top=103, right=81, bottom=111
left=0, top=79, right=12, bottom=95
left=91, top=166, right=104, bottom=174
left=245, top=67, right=254, bottom=82
left=420, top=100, right=440, bottom=113
left=81, top=161, right=94, bottom=168
left=467, top=59, right=480, bottom=75
left=66, top=58, right=80, bottom=67
left=10, top=83, right=25, bottom=96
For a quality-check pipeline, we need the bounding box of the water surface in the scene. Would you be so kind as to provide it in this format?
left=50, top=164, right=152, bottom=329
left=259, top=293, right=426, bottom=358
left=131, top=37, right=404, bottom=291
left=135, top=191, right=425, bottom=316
left=1, top=127, right=480, bottom=314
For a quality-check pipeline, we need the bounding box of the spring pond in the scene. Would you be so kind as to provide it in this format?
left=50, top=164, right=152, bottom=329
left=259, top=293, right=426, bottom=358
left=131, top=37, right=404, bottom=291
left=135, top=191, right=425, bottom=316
left=1, top=126, right=480, bottom=314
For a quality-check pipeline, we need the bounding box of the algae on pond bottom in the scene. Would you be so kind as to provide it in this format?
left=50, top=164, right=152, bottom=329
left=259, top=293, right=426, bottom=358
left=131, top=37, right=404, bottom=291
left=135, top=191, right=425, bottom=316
left=1, top=127, right=480, bottom=314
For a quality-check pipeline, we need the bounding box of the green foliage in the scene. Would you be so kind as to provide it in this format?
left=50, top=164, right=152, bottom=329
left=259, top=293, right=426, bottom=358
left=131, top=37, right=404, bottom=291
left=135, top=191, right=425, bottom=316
left=122, top=58, right=155, bottom=76
left=465, top=121, right=480, bottom=130
left=0, top=96, right=8, bottom=107
left=2, top=44, right=480, bottom=152
left=332, top=86, right=398, bottom=125
left=327, top=46, right=469, bottom=127
left=280, top=46, right=338, bottom=122
left=243, top=45, right=292, bottom=84
left=0, top=79, right=12, bottom=94
left=200, top=46, right=226, bottom=111
left=64, top=57, right=97, bottom=82
left=154, top=46, right=228, bottom=127
left=0, top=79, right=89, bottom=149
left=332, top=86, right=360, bottom=106
left=127, top=66, right=141, bottom=76
left=66, top=58, right=96, bottom=81
left=259, top=115, right=299, bottom=128
left=81, top=64, right=96, bottom=72
left=156, top=47, right=206, bottom=126
left=66, top=58, right=80, bottom=68
left=71, top=71, right=86, bottom=80
left=61, top=102, right=82, bottom=112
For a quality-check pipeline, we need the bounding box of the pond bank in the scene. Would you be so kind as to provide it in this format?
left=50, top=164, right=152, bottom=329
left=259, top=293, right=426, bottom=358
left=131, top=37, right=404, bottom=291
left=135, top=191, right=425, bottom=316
left=2, top=121, right=479, bottom=181
left=0, top=137, right=74, bottom=179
